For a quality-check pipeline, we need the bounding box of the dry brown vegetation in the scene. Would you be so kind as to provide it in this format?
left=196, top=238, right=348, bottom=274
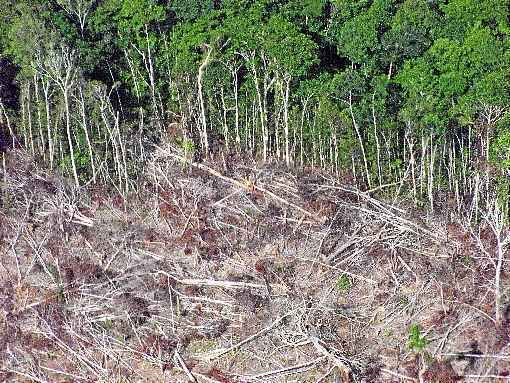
left=1, top=145, right=510, bottom=383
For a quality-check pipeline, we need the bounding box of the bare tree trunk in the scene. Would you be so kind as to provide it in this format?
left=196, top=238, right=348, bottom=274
left=145, top=25, right=159, bottom=123
left=475, top=202, right=510, bottom=323
left=372, top=91, right=382, bottom=186
left=405, top=125, right=417, bottom=204
left=40, top=46, right=79, bottom=185
left=56, top=0, right=94, bottom=37
left=420, top=132, right=427, bottom=197
left=299, top=97, right=309, bottom=167
left=98, top=92, right=121, bottom=189
left=283, top=75, right=291, bottom=166
left=262, top=69, right=274, bottom=159
left=26, top=84, right=35, bottom=156
left=0, top=100, right=13, bottom=142
left=252, top=65, right=267, bottom=161
left=428, top=130, right=436, bottom=211
left=63, top=89, right=79, bottom=186
left=42, top=79, right=54, bottom=169
left=274, top=76, right=282, bottom=160
left=233, top=68, right=240, bottom=150
left=113, top=110, right=129, bottom=193
left=333, top=132, right=339, bottom=176
left=220, top=86, right=229, bottom=151
left=33, top=74, right=45, bottom=157
left=349, top=91, right=371, bottom=188
left=78, top=87, right=96, bottom=183
left=494, top=229, right=505, bottom=323
left=124, top=50, right=141, bottom=101
left=21, top=88, right=28, bottom=150
left=197, top=45, right=213, bottom=155
left=243, top=51, right=275, bottom=161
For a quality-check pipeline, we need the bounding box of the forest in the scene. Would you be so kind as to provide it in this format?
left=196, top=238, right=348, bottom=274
left=0, top=0, right=509, bottom=213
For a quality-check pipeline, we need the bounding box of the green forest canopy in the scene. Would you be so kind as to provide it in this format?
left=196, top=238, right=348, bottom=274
left=0, top=0, right=509, bottom=210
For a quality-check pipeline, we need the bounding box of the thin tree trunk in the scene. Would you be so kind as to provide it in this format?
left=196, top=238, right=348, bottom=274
left=283, top=76, right=291, bottom=166
left=405, top=125, right=417, bottom=204
left=252, top=66, right=267, bottom=161
left=41, top=78, right=54, bottom=168
left=78, top=87, right=96, bottom=183
left=21, top=88, right=28, bottom=150
left=220, top=86, right=229, bottom=151
left=0, top=100, right=13, bottom=143
left=197, top=45, right=213, bottom=155
left=299, top=97, right=309, bottom=167
left=146, top=25, right=158, bottom=116
left=63, top=89, right=79, bottom=186
left=372, top=91, right=382, bottom=186
left=26, top=84, right=35, bottom=156
left=349, top=91, right=371, bottom=188
left=233, top=68, right=240, bottom=150
left=34, top=74, right=45, bottom=157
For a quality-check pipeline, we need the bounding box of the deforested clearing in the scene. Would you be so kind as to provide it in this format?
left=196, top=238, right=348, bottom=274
left=1, top=0, right=510, bottom=381
left=1, top=144, right=509, bottom=383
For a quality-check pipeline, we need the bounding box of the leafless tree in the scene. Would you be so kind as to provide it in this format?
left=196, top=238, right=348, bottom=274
left=56, top=0, right=96, bottom=37
left=40, top=45, right=79, bottom=186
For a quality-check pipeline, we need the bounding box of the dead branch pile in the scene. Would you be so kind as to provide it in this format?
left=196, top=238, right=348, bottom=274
left=0, top=145, right=509, bottom=382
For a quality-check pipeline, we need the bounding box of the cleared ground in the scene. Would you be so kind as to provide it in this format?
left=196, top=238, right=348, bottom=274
left=1, top=145, right=509, bottom=382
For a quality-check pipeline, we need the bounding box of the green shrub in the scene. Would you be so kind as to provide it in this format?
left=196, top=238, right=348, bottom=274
left=336, top=274, right=352, bottom=292
left=408, top=323, right=429, bottom=352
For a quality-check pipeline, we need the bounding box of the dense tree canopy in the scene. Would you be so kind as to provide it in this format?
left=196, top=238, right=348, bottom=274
left=0, top=0, right=508, bottom=211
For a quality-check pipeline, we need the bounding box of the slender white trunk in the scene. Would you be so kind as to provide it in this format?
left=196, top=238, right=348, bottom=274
left=283, top=76, right=291, bottom=166
left=0, top=101, right=13, bottom=142
left=349, top=91, right=371, bottom=188
left=220, top=87, right=229, bottom=151
left=41, top=79, right=54, bottom=169
left=78, top=87, right=96, bottom=183
left=34, top=74, right=45, bottom=156
left=299, top=97, right=309, bottom=167
left=197, top=45, right=213, bottom=155
left=372, top=92, right=382, bottom=186
left=233, top=69, right=240, bottom=149
left=63, top=88, right=79, bottom=186
left=26, top=84, right=35, bottom=156
left=145, top=25, right=159, bottom=124
left=252, top=65, right=267, bottom=160
left=21, top=89, right=27, bottom=149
